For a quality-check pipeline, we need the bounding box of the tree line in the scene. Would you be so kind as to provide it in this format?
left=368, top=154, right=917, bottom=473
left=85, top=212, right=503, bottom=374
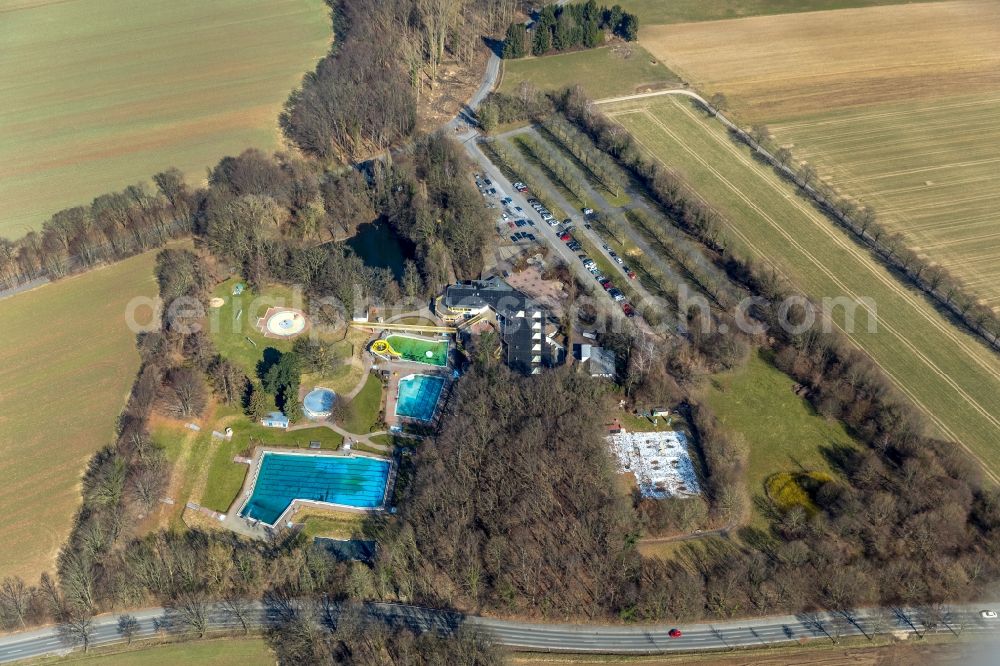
left=0, top=171, right=191, bottom=292
left=502, top=1, right=639, bottom=59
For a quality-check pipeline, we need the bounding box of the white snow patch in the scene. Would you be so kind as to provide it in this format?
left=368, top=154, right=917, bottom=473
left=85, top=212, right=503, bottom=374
left=608, top=431, right=701, bottom=499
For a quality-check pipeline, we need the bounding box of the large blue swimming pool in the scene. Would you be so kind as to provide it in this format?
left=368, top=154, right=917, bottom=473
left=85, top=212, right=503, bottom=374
left=395, top=374, right=444, bottom=421
left=240, top=453, right=390, bottom=525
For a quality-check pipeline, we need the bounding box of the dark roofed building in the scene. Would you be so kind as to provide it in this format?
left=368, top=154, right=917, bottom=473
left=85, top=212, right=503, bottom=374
left=440, top=277, right=564, bottom=374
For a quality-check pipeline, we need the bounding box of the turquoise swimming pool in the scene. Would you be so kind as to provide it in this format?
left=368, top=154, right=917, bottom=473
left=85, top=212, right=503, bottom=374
left=395, top=374, right=444, bottom=421
left=240, top=452, right=390, bottom=525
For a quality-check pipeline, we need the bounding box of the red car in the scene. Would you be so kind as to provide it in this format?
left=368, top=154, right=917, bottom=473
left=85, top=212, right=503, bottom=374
left=668, top=628, right=682, bottom=638
left=622, top=303, right=635, bottom=317
left=559, top=232, right=572, bottom=241
left=627, top=270, right=637, bottom=280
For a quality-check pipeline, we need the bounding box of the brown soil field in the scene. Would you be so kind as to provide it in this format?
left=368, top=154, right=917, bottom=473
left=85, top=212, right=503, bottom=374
left=638, top=0, right=1000, bottom=121
left=769, top=94, right=1000, bottom=310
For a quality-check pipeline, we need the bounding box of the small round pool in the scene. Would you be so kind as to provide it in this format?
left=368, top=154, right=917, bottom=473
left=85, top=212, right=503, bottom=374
left=303, top=387, right=336, bottom=419
left=265, top=309, right=306, bottom=337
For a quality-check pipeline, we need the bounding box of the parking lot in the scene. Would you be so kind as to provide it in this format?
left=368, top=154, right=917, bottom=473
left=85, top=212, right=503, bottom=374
left=473, top=164, right=642, bottom=322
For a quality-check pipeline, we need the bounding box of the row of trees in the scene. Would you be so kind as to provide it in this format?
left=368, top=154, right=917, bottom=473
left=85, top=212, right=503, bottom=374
left=0, top=172, right=191, bottom=291
left=737, top=124, right=1000, bottom=350
left=541, top=114, right=625, bottom=197
left=501, top=1, right=639, bottom=59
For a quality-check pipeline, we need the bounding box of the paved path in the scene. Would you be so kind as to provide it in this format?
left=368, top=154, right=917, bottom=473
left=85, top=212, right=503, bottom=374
left=0, top=600, right=996, bottom=662
left=286, top=420, right=390, bottom=454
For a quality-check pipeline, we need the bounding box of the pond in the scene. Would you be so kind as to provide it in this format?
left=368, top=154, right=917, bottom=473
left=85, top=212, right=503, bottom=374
left=346, top=221, right=414, bottom=281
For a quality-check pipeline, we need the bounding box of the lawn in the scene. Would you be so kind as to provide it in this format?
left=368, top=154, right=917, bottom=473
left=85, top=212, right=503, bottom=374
left=51, top=637, right=274, bottom=665
left=340, top=374, right=384, bottom=435
left=617, top=0, right=940, bottom=25
left=500, top=44, right=678, bottom=100
left=208, top=278, right=301, bottom=381
left=298, top=508, right=367, bottom=540
left=770, top=95, right=1000, bottom=311
left=0, top=247, right=168, bottom=580
left=0, top=0, right=330, bottom=238
left=700, top=352, right=857, bottom=498
left=608, top=95, right=1000, bottom=481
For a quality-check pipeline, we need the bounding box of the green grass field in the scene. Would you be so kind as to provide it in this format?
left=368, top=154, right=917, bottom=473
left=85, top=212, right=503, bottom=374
left=701, top=352, right=857, bottom=499
left=500, top=45, right=678, bottom=100
left=770, top=95, right=1000, bottom=311
left=209, top=278, right=303, bottom=380
left=616, top=0, right=938, bottom=24
left=0, top=0, right=329, bottom=238
left=51, top=637, right=273, bottom=665
left=0, top=248, right=166, bottom=579
left=341, top=374, right=383, bottom=435
left=608, top=95, right=1000, bottom=482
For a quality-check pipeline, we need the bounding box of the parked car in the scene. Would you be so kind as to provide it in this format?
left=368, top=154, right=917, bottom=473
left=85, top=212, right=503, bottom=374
left=627, top=270, right=637, bottom=280
left=600, top=279, right=613, bottom=290
left=610, top=289, right=625, bottom=302
left=567, top=241, right=581, bottom=251
left=582, top=207, right=594, bottom=215
left=514, top=206, right=523, bottom=213
left=584, top=222, right=592, bottom=229
left=559, top=232, right=571, bottom=241
left=525, top=233, right=536, bottom=241
left=510, top=235, right=518, bottom=243
left=981, top=610, right=998, bottom=619
left=622, top=303, right=636, bottom=317
left=602, top=243, right=610, bottom=251
left=563, top=218, right=572, bottom=225
left=484, top=178, right=492, bottom=186
left=613, top=255, right=624, bottom=264
left=501, top=197, right=512, bottom=205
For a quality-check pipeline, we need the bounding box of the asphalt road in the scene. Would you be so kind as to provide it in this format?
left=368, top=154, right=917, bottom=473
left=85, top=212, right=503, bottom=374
left=1, top=601, right=998, bottom=662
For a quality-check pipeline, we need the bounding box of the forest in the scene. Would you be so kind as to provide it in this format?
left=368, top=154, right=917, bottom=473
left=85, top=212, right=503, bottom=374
left=501, top=1, right=640, bottom=59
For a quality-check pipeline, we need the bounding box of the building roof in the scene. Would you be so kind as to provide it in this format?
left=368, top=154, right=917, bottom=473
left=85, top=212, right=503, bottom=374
left=263, top=411, right=289, bottom=425
left=444, top=277, right=562, bottom=374
left=588, top=347, right=616, bottom=378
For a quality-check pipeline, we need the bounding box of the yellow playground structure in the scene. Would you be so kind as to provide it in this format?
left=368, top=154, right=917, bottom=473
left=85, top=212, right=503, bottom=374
left=370, top=339, right=400, bottom=358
